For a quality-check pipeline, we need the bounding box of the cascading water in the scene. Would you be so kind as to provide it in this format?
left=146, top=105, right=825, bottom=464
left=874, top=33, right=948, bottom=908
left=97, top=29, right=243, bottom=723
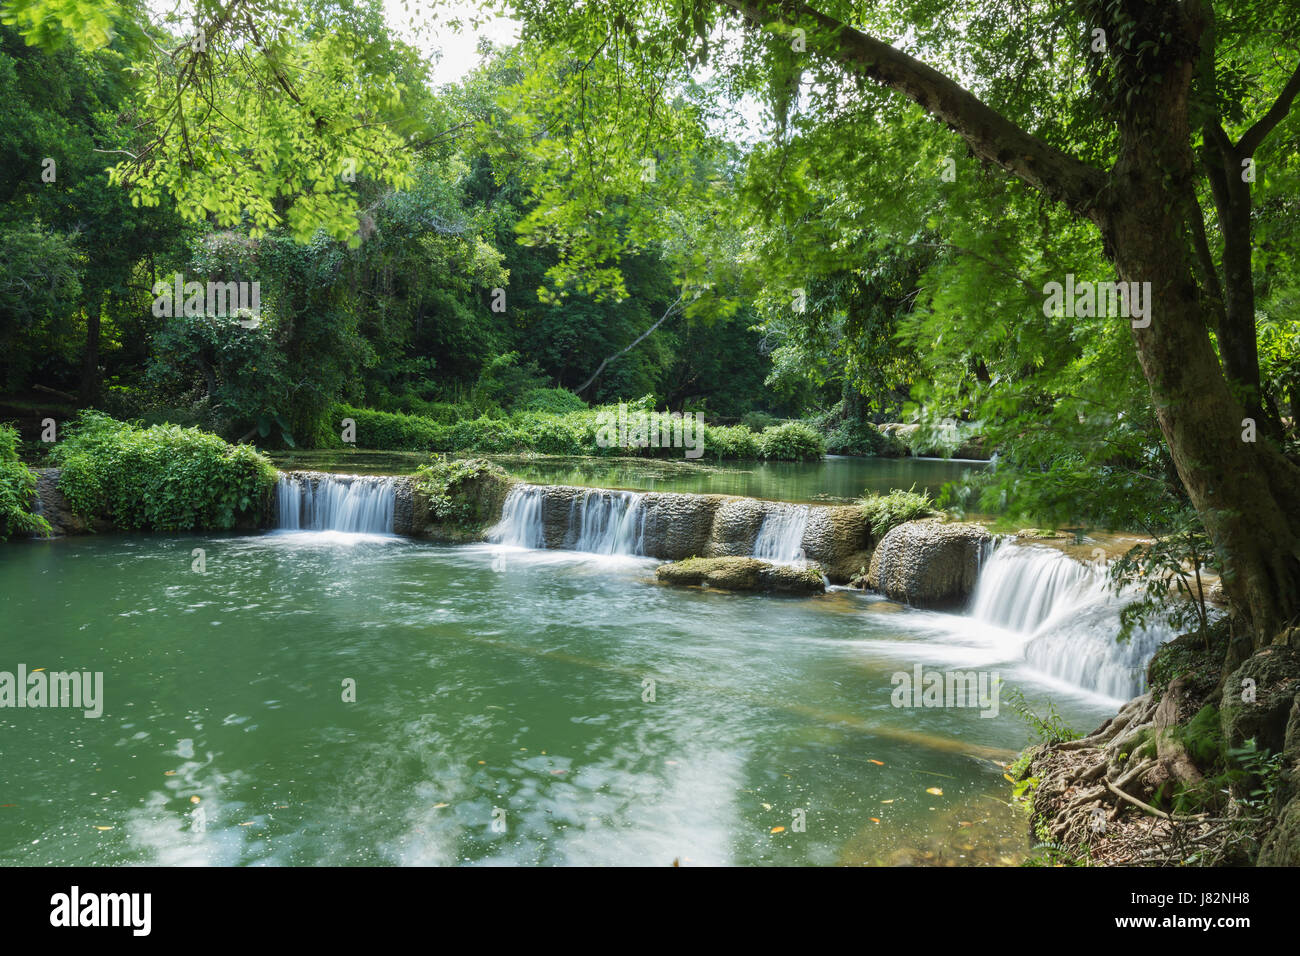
left=488, top=485, right=647, bottom=556
left=969, top=543, right=1175, bottom=699
left=752, top=503, right=810, bottom=564
left=276, top=475, right=396, bottom=534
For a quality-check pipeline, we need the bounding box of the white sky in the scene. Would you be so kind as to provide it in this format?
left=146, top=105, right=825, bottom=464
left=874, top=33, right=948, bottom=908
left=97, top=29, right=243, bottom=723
left=380, top=0, right=520, bottom=86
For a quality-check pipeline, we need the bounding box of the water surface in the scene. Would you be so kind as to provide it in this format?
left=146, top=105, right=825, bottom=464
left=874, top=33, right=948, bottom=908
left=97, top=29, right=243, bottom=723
left=0, top=532, right=1116, bottom=866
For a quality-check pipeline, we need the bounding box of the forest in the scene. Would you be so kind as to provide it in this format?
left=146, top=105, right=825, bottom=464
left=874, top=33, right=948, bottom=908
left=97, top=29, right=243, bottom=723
left=0, top=0, right=1298, bottom=873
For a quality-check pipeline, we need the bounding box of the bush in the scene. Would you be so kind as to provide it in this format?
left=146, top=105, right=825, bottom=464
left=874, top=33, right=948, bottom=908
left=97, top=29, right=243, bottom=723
left=515, top=387, right=587, bottom=415
left=758, top=421, right=826, bottom=461
left=413, top=456, right=512, bottom=526
left=50, top=412, right=278, bottom=531
left=0, top=423, right=50, bottom=539
left=331, top=404, right=451, bottom=451
left=858, top=486, right=938, bottom=539
left=704, top=424, right=760, bottom=460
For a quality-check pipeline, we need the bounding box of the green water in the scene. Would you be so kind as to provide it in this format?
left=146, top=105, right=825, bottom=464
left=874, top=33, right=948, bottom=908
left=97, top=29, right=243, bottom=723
left=268, top=451, right=986, bottom=504
left=0, top=532, right=1115, bottom=866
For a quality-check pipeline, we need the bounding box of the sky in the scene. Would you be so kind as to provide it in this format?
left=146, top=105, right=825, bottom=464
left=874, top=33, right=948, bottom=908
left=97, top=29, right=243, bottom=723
left=379, top=0, right=520, bottom=86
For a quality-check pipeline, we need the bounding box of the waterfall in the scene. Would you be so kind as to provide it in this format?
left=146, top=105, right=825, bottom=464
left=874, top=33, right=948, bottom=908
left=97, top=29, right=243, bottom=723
left=487, top=485, right=647, bottom=556
left=752, top=503, right=810, bottom=564
left=969, top=543, right=1175, bottom=699
left=276, top=475, right=396, bottom=534
left=488, top=485, right=547, bottom=549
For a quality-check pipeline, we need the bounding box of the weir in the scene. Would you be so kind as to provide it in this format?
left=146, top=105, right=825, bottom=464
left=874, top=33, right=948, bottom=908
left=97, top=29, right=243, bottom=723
left=275, top=474, right=396, bottom=534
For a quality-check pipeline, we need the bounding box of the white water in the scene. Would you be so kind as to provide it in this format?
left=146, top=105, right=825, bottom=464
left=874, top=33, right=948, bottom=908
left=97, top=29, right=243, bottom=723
left=488, top=485, right=647, bottom=555
left=752, top=503, right=810, bottom=565
left=276, top=475, right=396, bottom=534
left=969, top=543, right=1174, bottom=700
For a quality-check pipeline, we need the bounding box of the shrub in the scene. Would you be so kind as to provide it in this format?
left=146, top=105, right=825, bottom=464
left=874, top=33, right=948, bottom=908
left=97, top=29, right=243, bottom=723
left=520, top=415, right=588, bottom=455
left=704, top=424, right=760, bottom=460
left=0, top=423, right=50, bottom=539
left=515, top=387, right=587, bottom=415
left=331, top=404, right=451, bottom=451
left=858, top=486, right=938, bottom=538
left=758, top=421, right=826, bottom=461
left=50, top=412, right=278, bottom=531
left=413, top=456, right=512, bottom=526
left=449, top=416, right=529, bottom=453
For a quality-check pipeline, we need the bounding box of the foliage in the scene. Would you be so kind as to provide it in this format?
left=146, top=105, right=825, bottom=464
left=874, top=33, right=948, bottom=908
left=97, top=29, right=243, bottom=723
left=704, top=424, right=760, bottom=461
left=858, top=486, right=937, bottom=539
left=757, top=421, right=825, bottom=461
left=514, top=387, right=587, bottom=416
left=332, top=404, right=449, bottom=452
left=1004, top=687, right=1080, bottom=746
left=0, top=422, right=50, bottom=538
left=1106, top=509, right=1221, bottom=646
left=49, top=411, right=277, bottom=530
left=413, top=455, right=510, bottom=526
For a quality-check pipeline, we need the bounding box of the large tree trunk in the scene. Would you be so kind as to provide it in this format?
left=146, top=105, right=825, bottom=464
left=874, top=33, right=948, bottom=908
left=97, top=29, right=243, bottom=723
left=1095, top=12, right=1300, bottom=648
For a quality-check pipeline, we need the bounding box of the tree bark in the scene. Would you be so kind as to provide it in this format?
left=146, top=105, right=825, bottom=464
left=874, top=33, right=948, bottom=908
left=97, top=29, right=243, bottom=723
left=1086, top=5, right=1300, bottom=646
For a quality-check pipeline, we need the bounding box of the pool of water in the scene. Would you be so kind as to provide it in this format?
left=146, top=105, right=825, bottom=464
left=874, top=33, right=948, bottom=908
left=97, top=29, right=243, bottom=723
left=0, top=532, right=1118, bottom=866
left=268, top=451, right=987, bottom=504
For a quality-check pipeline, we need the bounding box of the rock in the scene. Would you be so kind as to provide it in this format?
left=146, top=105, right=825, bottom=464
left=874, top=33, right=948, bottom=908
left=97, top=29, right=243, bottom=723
left=411, top=461, right=515, bottom=541
left=31, top=468, right=88, bottom=535
left=655, top=557, right=825, bottom=594
left=1258, top=794, right=1300, bottom=866
left=639, top=492, right=723, bottom=559
left=867, top=520, right=990, bottom=609
left=705, top=498, right=767, bottom=557
left=800, top=505, right=872, bottom=583
left=1220, top=644, right=1300, bottom=756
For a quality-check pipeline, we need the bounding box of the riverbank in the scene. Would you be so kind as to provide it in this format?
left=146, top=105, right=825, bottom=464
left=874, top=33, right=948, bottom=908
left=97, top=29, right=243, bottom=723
left=1011, top=622, right=1300, bottom=866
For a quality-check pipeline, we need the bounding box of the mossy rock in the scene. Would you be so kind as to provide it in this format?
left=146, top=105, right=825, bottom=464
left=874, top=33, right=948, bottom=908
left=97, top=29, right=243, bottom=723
left=655, top=556, right=825, bottom=594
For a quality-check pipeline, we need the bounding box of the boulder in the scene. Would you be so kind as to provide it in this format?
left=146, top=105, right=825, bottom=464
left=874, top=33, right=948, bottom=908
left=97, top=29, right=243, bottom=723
left=867, top=520, right=990, bottom=609
left=31, top=468, right=89, bottom=535
left=800, top=505, right=872, bottom=583
left=655, top=556, right=825, bottom=594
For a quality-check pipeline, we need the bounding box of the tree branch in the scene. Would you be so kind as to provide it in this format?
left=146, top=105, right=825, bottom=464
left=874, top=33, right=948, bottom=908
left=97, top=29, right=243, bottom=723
left=713, top=0, right=1106, bottom=214
left=1237, top=59, right=1300, bottom=157
left=576, top=291, right=691, bottom=394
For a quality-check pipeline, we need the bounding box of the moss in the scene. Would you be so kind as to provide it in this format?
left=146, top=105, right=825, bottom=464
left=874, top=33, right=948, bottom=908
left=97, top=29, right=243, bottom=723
left=656, top=556, right=825, bottom=593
